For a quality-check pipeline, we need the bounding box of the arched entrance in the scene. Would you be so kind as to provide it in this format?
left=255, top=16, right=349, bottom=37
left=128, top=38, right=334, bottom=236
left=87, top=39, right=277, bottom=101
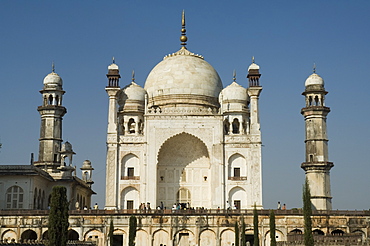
left=157, top=133, right=210, bottom=208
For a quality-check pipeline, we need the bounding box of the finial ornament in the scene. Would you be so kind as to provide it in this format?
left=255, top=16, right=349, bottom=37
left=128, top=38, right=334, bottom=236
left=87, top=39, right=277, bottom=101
left=52, top=61, right=55, bottom=73
left=313, top=63, right=316, bottom=73
left=233, top=70, right=236, bottom=82
left=132, top=70, right=135, bottom=82
left=112, top=57, right=115, bottom=64
left=252, top=56, right=255, bottom=63
left=180, top=10, right=187, bottom=48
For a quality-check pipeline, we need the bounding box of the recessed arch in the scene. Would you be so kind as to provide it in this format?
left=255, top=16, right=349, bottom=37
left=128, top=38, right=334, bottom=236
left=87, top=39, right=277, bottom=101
left=312, top=229, right=324, bottom=235
left=68, top=229, right=79, bottom=240
left=121, top=153, right=139, bottom=179
left=228, top=153, right=247, bottom=180
left=264, top=229, right=284, bottom=246
left=2, top=230, right=17, bottom=243
left=136, top=229, right=149, bottom=245
left=228, top=186, right=246, bottom=209
left=157, top=132, right=211, bottom=208
left=6, top=185, right=24, bottom=209
left=220, top=229, right=234, bottom=246
left=153, top=229, right=170, bottom=246
left=199, top=229, right=216, bottom=246
left=21, top=229, right=37, bottom=242
left=174, top=229, right=195, bottom=246
left=121, top=186, right=139, bottom=209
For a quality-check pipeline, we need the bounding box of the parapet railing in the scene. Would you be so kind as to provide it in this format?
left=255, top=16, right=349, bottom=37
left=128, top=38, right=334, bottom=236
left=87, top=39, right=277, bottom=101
left=1, top=209, right=370, bottom=216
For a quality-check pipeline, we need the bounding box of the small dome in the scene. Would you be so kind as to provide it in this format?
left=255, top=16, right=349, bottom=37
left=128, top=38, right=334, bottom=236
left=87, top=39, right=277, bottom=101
left=122, top=82, right=146, bottom=101
left=108, top=63, right=119, bottom=70
left=248, top=62, right=260, bottom=71
left=82, top=160, right=91, bottom=167
left=61, top=141, right=73, bottom=152
left=43, top=72, right=63, bottom=86
left=220, top=82, right=248, bottom=102
left=305, top=73, right=324, bottom=86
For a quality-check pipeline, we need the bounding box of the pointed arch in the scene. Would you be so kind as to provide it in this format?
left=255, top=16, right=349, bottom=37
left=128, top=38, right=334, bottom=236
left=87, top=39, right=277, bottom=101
left=2, top=230, right=17, bottom=243
left=157, top=132, right=210, bottom=208
left=220, top=229, right=234, bottom=246
left=21, top=229, right=37, bottom=242
left=199, top=229, right=216, bottom=246
left=228, top=153, right=247, bottom=180
left=228, top=186, right=246, bottom=210
left=153, top=229, right=170, bottom=246
left=121, top=153, right=139, bottom=180
left=121, top=186, right=139, bottom=209
left=6, top=185, right=24, bottom=209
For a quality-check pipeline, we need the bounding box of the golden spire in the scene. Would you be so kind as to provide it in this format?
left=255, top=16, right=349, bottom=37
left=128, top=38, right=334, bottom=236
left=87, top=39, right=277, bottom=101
left=132, top=70, right=135, bottom=82
left=233, top=70, right=236, bottom=82
left=252, top=56, right=255, bottom=63
left=180, top=10, right=187, bottom=48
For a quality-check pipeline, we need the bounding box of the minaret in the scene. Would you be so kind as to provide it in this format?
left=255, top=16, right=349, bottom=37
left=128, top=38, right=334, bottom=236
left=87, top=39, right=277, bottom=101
left=301, top=66, right=334, bottom=210
left=246, top=58, right=263, bottom=208
left=105, top=58, right=121, bottom=209
left=247, top=57, right=262, bottom=135
left=34, top=63, right=66, bottom=171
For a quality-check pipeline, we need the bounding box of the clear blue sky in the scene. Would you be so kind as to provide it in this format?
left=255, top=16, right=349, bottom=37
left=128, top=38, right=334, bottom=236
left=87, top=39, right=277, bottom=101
left=0, top=1, right=369, bottom=210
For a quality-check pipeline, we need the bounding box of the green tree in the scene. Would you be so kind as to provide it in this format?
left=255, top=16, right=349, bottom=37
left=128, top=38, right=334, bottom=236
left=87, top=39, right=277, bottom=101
left=129, top=215, right=137, bottom=246
left=47, top=186, right=69, bottom=246
left=269, top=210, right=276, bottom=246
left=234, top=221, right=239, bottom=246
left=253, top=204, right=259, bottom=246
left=108, top=219, right=114, bottom=246
left=241, top=218, right=246, bottom=246
left=303, top=178, right=314, bottom=246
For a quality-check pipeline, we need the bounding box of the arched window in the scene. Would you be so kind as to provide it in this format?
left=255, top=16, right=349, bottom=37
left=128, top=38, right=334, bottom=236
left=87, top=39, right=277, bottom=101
left=121, top=154, right=139, bottom=179
left=55, top=95, right=59, bottom=106
left=314, top=96, right=319, bottom=106
left=138, top=119, right=143, bottom=134
left=21, top=229, right=37, bottom=242
left=33, top=188, right=37, bottom=209
left=6, top=186, right=24, bottom=209
left=48, top=95, right=53, bottom=105
left=224, top=119, right=230, bottom=135
left=177, top=188, right=191, bottom=204
left=232, top=118, right=240, bottom=134
left=128, top=118, right=136, bottom=134
left=41, top=191, right=45, bottom=209
left=308, top=96, right=313, bottom=106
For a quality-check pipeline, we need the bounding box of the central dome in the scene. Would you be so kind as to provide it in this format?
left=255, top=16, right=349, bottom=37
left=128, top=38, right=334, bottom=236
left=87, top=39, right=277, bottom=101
left=144, top=48, right=223, bottom=108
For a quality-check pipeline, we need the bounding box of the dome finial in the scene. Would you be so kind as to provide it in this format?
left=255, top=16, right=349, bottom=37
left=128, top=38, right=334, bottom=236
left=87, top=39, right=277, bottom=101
left=132, top=70, right=135, bottom=83
left=233, top=70, right=237, bottom=82
left=252, top=56, right=255, bottom=63
left=112, top=57, right=115, bottom=64
left=180, top=10, right=188, bottom=48
left=313, top=63, right=316, bottom=74
left=52, top=61, right=55, bottom=73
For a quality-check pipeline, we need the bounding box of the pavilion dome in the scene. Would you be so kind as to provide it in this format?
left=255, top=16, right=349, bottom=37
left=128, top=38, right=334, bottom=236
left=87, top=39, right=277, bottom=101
left=220, top=82, right=248, bottom=102
left=122, top=82, right=146, bottom=101
left=305, top=73, right=324, bottom=87
left=43, top=72, right=62, bottom=86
